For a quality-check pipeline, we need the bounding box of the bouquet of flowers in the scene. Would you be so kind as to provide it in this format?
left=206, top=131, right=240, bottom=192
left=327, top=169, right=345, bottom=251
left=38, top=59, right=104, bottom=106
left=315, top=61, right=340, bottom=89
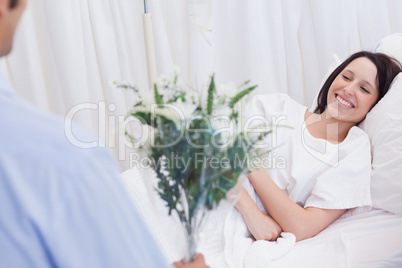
left=116, top=68, right=272, bottom=262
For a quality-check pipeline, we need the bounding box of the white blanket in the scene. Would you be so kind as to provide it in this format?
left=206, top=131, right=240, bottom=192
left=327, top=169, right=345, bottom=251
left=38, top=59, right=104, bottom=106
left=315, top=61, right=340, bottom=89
left=121, top=167, right=296, bottom=267
left=220, top=179, right=296, bottom=268
left=120, top=167, right=402, bottom=267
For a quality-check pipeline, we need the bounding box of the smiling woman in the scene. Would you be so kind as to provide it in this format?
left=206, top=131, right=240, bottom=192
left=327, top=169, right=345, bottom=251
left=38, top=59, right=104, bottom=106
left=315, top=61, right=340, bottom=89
left=234, top=51, right=402, bottom=245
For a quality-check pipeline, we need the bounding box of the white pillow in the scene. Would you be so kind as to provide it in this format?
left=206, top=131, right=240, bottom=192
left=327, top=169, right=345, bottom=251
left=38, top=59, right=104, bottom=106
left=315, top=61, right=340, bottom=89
left=376, top=33, right=402, bottom=64
left=359, top=73, right=402, bottom=215
left=359, top=33, right=402, bottom=215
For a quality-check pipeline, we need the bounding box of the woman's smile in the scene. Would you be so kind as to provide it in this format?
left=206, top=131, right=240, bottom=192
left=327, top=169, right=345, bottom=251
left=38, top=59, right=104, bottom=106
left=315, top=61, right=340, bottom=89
left=335, top=93, right=355, bottom=108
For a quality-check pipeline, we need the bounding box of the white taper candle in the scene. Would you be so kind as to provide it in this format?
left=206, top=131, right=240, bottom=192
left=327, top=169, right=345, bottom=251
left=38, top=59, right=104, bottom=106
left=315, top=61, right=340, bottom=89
left=142, top=12, right=157, bottom=90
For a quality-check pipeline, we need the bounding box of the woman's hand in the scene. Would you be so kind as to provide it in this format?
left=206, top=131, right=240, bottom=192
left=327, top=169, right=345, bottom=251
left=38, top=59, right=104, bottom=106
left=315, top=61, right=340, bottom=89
left=173, top=254, right=210, bottom=268
left=242, top=205, right=282, bottom=241
left=235, top=189, right=282, bottom=241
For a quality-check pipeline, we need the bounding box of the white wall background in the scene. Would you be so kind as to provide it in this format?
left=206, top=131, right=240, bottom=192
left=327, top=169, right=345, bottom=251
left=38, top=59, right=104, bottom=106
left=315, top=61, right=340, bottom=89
left=1, top=0, right=402, bottom=170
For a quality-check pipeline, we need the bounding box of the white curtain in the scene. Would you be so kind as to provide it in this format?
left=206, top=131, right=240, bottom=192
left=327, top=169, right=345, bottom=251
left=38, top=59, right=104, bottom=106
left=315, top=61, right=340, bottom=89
left=2, top=0, right=402, bottom=170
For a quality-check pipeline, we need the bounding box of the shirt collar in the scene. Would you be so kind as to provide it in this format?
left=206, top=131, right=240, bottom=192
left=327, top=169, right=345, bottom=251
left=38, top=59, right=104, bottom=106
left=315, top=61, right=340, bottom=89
left=0, top=72, right=16, bottom=99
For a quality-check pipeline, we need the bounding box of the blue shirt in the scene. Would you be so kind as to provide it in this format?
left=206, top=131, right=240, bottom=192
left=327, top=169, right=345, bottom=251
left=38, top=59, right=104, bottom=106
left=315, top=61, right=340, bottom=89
left=0, top=74, right=171, bottom=268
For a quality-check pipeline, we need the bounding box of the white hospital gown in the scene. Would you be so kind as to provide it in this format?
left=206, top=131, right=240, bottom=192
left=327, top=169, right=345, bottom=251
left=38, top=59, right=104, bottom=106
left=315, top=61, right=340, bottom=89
left=246, top=93, right=372, bottom=213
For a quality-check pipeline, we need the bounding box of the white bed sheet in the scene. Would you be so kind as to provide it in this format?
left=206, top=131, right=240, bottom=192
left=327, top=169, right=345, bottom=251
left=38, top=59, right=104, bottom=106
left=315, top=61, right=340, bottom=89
left=270, top=209, right=402, bottom=268
left=120, top=168, right=402, bottom=268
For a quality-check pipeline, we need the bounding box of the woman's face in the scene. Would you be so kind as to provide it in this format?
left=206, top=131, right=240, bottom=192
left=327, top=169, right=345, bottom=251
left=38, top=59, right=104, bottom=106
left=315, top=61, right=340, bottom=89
left=0, top=0, right=27, bottom=57
left=326, top=57, right=379, bottom=124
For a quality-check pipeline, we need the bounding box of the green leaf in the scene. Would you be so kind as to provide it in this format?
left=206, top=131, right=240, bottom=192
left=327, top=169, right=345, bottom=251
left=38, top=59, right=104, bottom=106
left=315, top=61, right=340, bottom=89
left=238, top=80, right=251, bottom=88
left=154, top=83, right=164, bottom=105
left=207, top=74, right=215, bottom=115
left=167, top=93, right=185, bottom=103
left=117, top=84, right=138, bottom=91
left=229, top=84, right=258, bottom=109
left=133, top=102, right=143, bottom=107
left=130, top=112, right=152, bottom=125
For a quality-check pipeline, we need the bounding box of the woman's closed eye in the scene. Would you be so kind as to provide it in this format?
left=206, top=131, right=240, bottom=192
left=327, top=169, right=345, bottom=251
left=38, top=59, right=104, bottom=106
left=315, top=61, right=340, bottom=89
left=361, top=87, right=370, bottom=94
left=342, top=75, right=351, bottom=81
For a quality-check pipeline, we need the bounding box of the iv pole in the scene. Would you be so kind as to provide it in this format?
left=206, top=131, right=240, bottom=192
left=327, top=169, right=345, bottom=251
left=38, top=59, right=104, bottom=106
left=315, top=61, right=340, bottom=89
left=142, top=0, right=157, bottom=89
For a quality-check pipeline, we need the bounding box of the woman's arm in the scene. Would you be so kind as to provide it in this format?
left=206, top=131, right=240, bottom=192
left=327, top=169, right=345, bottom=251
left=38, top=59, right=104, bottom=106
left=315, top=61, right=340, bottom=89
left=248, top=169, right=346, bottom=242
left=235, top=189, right=282, bottom=241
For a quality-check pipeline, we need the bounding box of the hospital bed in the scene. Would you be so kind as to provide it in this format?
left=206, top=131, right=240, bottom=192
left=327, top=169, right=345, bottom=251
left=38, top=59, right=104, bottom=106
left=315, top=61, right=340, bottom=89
left=120, top=33, right=402, bottom=267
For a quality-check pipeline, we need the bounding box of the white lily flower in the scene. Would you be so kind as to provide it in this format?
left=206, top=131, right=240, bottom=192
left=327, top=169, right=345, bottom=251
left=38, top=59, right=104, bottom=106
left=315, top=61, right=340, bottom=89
left=158, top=74, right=169, bottom=87
left=175, top=98, right=198, bottom=119
left=109, top=78, right=119, bottom=88
left=186, top=90, right=200, bottom=106
left=153, top=106, right=183, bottom=130
left=218, top=82, right=238, bottom=98
left=138, top=89, right=155, bottom=105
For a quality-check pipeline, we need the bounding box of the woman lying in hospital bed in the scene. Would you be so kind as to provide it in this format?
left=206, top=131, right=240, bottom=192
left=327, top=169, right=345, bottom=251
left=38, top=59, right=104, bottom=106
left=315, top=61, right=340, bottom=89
left=121, top=34, right=402, bottom=268
left=235, top=51, right=401, bottom=244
